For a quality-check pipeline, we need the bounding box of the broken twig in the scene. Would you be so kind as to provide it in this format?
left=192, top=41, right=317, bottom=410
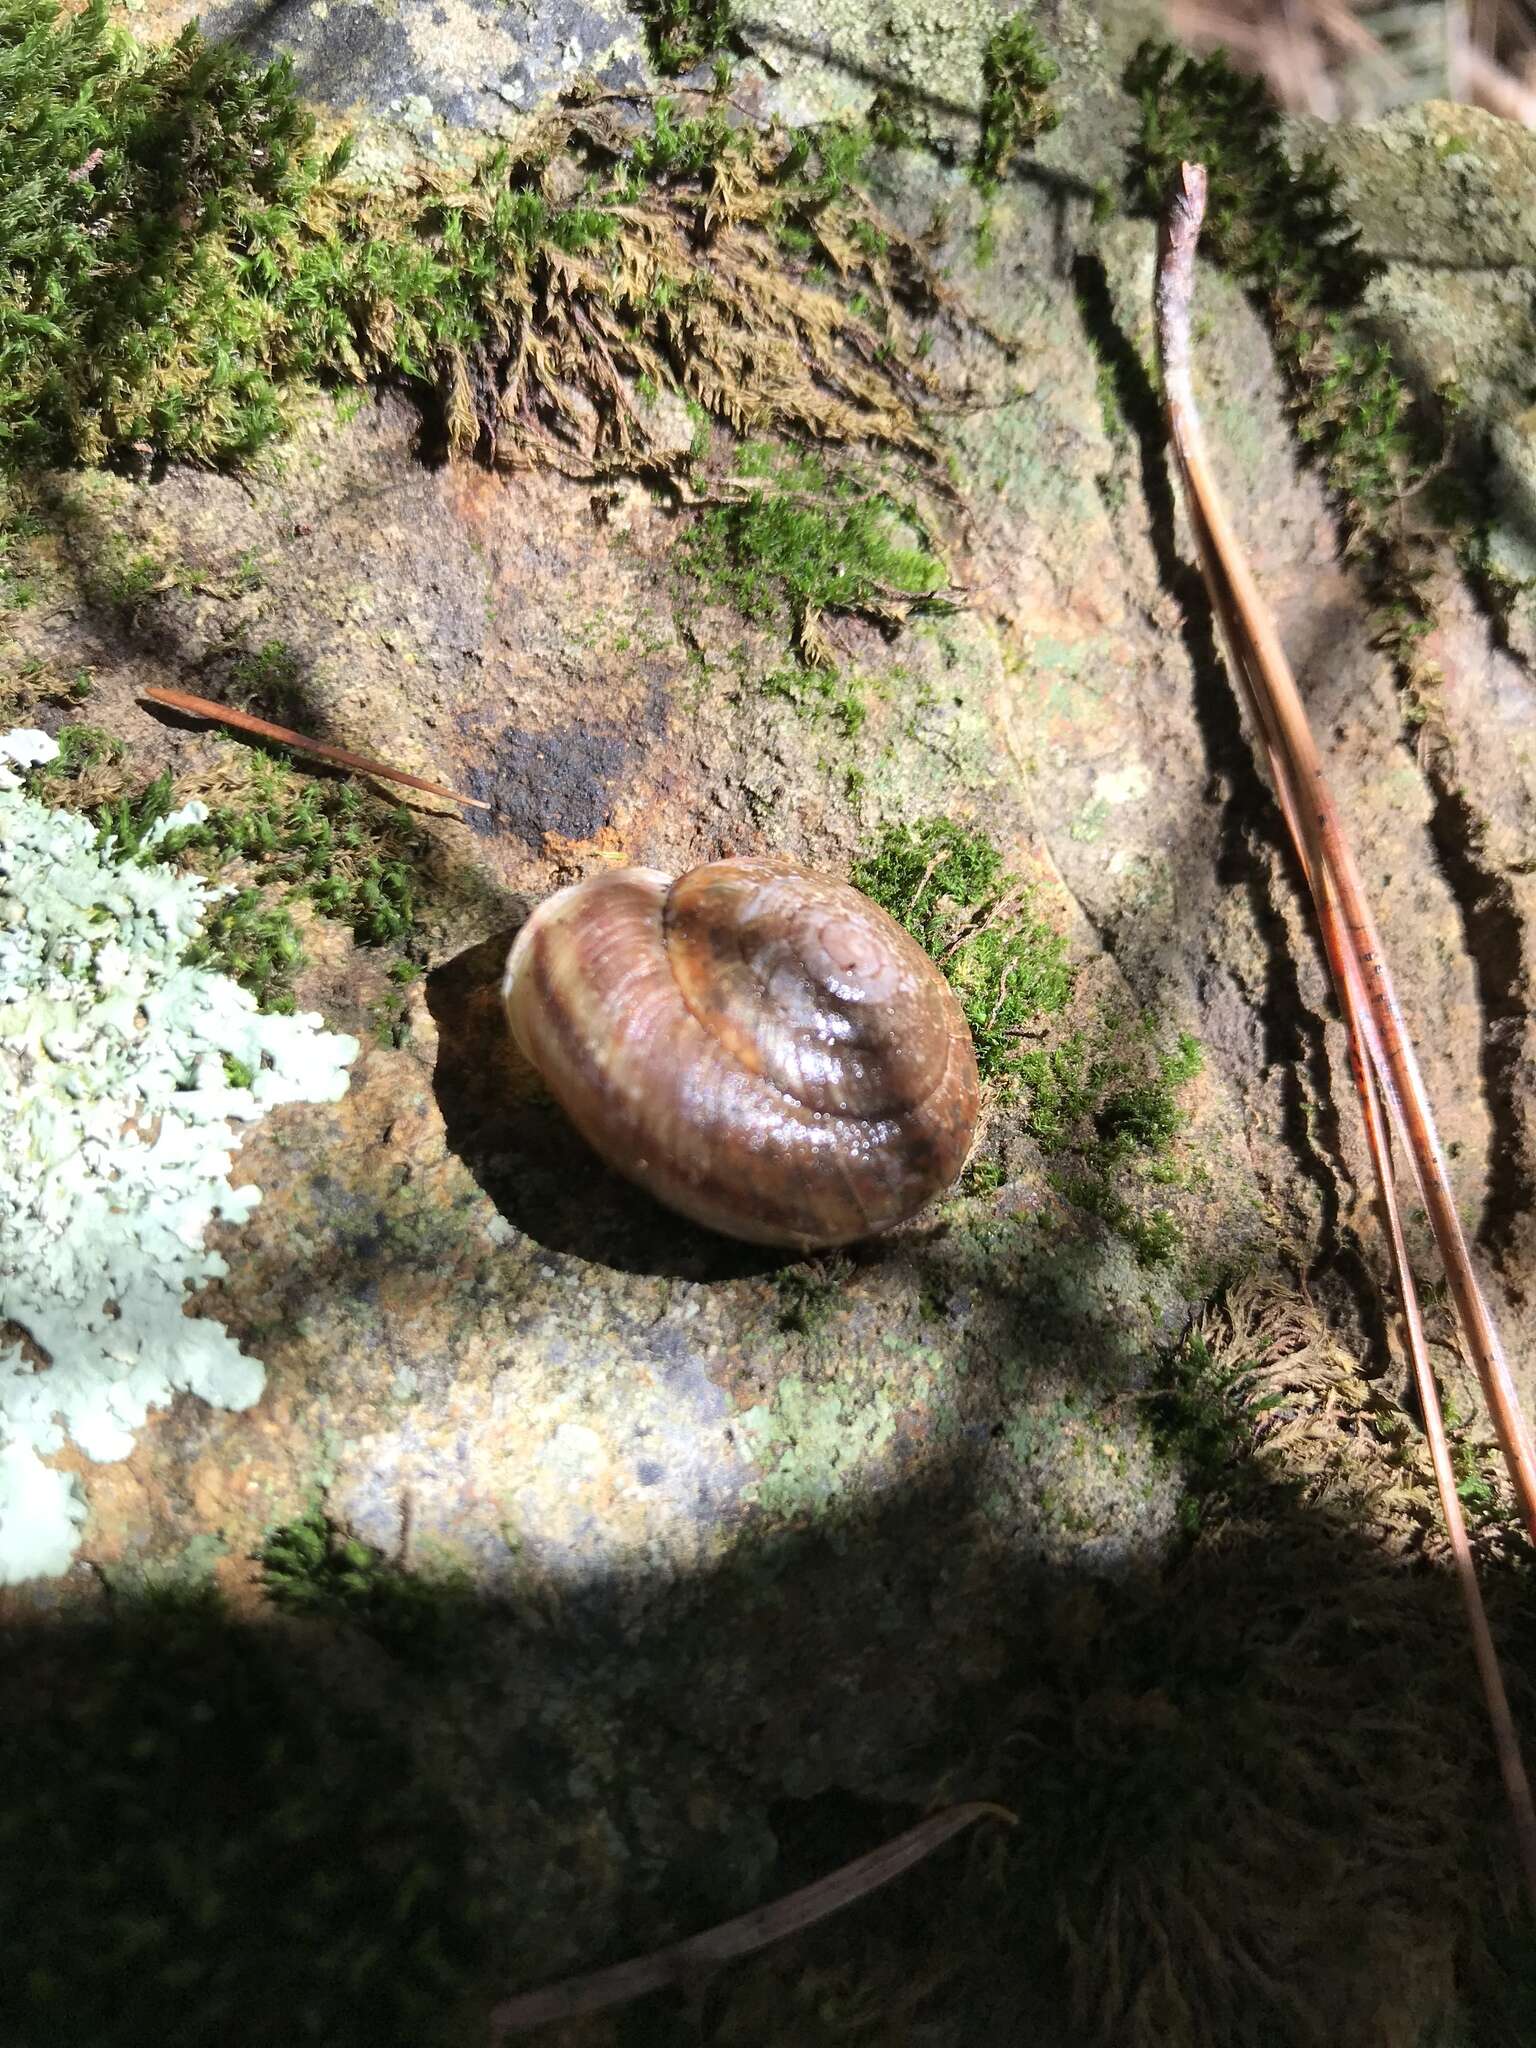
left=139, top=686, right=490, bottom=811
left=1155, top=158, right=1536, bottom=1909
left=488, top=1801, right=1014, bottom=2036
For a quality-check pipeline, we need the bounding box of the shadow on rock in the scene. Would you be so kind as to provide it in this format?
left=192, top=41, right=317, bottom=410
left=3, top=1424, right=1532, bottom=2048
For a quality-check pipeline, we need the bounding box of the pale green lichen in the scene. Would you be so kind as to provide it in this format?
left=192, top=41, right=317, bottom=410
left=0, top=730, right=358, bottom=1583
left=737, top=1372, right=898, bottom=1517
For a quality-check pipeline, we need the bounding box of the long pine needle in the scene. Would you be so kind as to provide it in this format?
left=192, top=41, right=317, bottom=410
left=140, top=686, right=491, bottom=810
left=1155, top=159, right=1536, bottom=1907
left=488, top=1803, right=1014, bottom=2035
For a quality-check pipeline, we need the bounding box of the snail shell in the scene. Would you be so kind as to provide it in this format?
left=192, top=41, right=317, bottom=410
left=502, top=856, right=980, bottom=1249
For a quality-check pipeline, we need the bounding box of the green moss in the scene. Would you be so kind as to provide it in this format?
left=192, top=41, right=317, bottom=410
left=684, top=457, right=947, bottom=666
left=34, top=721, right=122, bottom=777
left=961, top=1155, right=1006, bottom=1197
left=853, top=821, right=1202, bottom=1263
left=626, top=96, right=739, bottom=182
left=0, top=1588, right=484, bottom=2047
left=100, top=548, right=165, bottom=607
left=91, top=767, right=178, bottom=856
left=1062, top=1170, right=1183, bottom=1266
left=778, top=119, right=872, bottom=207
left=774, top=1258, right=852, bottom=1335
left=7, top=656, right=92, bottom=707
left=229, top=636, right=308, bottom=723
left=1071, top=283, right=1129, bottom=448
left=185, top=887, right=304, bottom=1012
left=851, top=817, right=1073, bottom=1082
left=1, top=0, right=327, bottom=468
left=181, top=763, right=421, bottom=943
left=260, top=1506, right=477, bottom=1667
left=973, top=14, right=1061, bottom=193
left=1146, top=1325, right=1246, bottom=1533
left=30, top=739, right=430, bottom=1010
left=1031, top=1024, right=1202, bottom=1265
left=868, top=81, right=921, bottom=152
left=0, top=0, right=932, bottom=502
left=635, top=0, right=735, bottom=75
left=1095, top=1030, right=1203, bottom=1156
left=761, top=664, right=867, bottom=738
left=369, top=956, right=422, bottom=1048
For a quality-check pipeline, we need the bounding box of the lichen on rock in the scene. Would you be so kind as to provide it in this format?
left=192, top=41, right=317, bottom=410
left=0, top=730, right=358, bottom=1584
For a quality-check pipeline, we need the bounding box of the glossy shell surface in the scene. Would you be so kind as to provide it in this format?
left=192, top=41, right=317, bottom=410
left=502, top=856, right=980, bottom=1249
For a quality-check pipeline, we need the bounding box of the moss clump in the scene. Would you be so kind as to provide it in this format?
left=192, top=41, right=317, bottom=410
left=1094, top=1028, right=1203, bottom=1156
left=186, top=887, right=305, bottom=1012
left=761, top=664, right=867, bottom=738
left=34, top=720, right=121, bottom=777
left=852, top=817, right=1073, bottom=1082
left=0, top=653, right=91, bottom=713
left=1023, top=1022, right=1203, bottom=1264
left=228, top=636, right=309, bottom=723
left=685, top=456, right=948, bottom=666
left=853, top=821, right=1203, bottom=1262
left=1149, top=1276, right=1518, bottom=1551
left=635, top=0, right=735, bottom=75
left=774, top=1258, right=853, bottom=1335
left=777, top=118, right=874, bottom=209
left=625, top=94, right=739, bottom=182
left=1128, top=42, right=1425, bottom=531
left=31, top=744, right=428, bottom=1012
left=260, top=1507, right=477, bottom=1667
left=973, top=14, right=1060, bottom=192
left=0, top=0, right=941, bottom=494
left=0, top=0, right=336, bottom=468
left=0, top=1588, right=484, bottom=2048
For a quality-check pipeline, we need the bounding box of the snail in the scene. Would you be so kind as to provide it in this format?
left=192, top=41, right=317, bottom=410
left=502, top=856, right=981, bottom=1249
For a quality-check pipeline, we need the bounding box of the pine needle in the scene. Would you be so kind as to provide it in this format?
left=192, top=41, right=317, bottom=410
left=487, top=1802, right=1015, bottom=2036
left=1155, top=158, right=1536, bottom=1909
left=139, top=686, right=489, bottom=810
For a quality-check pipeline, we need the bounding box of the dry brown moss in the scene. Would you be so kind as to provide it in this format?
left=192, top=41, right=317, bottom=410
left=387, top=94, right=951, bottom=479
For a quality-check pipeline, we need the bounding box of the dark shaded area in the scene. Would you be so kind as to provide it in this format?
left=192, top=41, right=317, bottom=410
left=1426, top=776, right=1536, bottom=1270
left=0, top=1587, right=488, bottom=2048
left=4, top=1423, right=1534, bottom=2048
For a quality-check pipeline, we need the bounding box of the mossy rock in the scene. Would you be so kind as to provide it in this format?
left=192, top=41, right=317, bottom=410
left=5, top=0, right=1536, bottom=2041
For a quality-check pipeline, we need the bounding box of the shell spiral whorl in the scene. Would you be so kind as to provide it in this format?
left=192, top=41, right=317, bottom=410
left=502, top=856, right=980, bottom=1249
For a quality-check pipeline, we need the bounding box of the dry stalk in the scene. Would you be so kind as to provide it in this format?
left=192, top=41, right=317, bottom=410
left=487, top=1802, right=1014, bottom=2036
left=1154, top=158, right=1536, bottom=1907
left=139, top=687, right=489, bottom=810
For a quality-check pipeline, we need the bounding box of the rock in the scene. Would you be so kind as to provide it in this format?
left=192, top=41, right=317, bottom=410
left=5, top=1, right=1536, bottom=2037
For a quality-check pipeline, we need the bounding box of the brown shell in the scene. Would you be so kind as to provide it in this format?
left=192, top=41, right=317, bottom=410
left=502, top=856, right=980, bottom=1250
